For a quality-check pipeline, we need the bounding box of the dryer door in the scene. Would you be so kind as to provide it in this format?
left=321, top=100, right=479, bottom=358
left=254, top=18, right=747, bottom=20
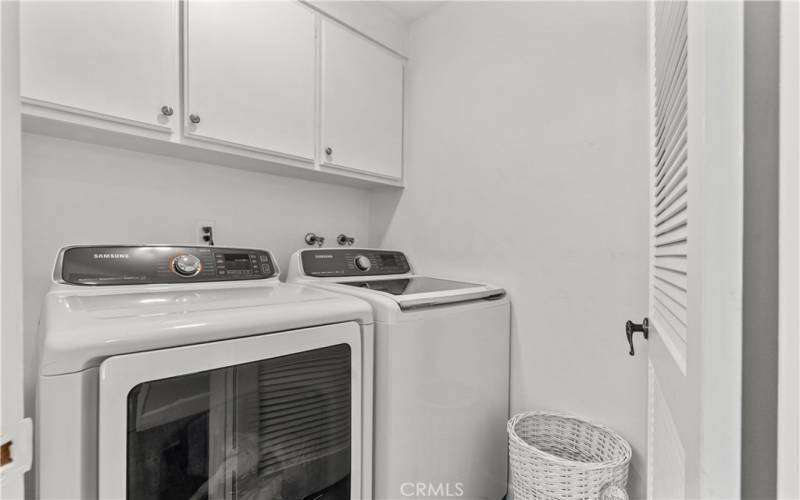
left=97, top=322, right=363, bottom=500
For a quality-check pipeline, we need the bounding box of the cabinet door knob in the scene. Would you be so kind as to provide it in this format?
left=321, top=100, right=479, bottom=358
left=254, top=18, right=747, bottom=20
left=160, top=105, right=174, bottom=117
left=189, top=114, right=201, bottom=124
left=325, top=147, right=333, bottom=156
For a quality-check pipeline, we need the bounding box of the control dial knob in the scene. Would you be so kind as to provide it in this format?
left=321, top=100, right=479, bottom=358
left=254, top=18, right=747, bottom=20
left=173, top=254, right=202, bottom=276
left=354, top=255, right=372, bottom=272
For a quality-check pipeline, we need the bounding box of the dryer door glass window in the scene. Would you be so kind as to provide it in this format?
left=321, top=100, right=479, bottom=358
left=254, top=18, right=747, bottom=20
left=125, top=344, right=352, bottom=500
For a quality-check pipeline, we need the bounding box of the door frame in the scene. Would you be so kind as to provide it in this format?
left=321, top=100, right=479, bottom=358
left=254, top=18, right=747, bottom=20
left=97, top=322, right=364, bottom=500
left=778, top=0, right=800, bottom=496
left=0, top=1, right=32, bottom=497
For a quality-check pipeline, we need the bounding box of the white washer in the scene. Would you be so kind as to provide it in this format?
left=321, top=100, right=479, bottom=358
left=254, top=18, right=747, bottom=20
left=36, top=245, right=374, bottom=500
left=287, top=248, right=511, bottom=500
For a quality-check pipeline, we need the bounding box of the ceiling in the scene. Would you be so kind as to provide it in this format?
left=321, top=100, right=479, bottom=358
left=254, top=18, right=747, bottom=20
left=381, top=1, right=446, bottom=22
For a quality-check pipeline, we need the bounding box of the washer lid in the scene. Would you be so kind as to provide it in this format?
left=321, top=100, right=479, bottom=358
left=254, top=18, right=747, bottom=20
left=337, top=277, right=505, bottom=310
left=38, top=281, right=372, bottom=375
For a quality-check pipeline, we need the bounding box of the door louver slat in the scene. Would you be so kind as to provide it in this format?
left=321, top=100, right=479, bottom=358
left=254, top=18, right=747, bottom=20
left=655, top=303, right=687, bottom=342
left=654, top=10, right=687, bottom=113
left=656, top=114, right=687, bottom=173
left=655, top=160, right=687, bottom=206
left=656, top=185, right=687, bottom=219
left=655, top=200, right=687, bottom=227
left=654, top=5, right=686, bottom=109
left=654, top=293, right=687, bottom=326
left=654, top=255, right=688, bottom=273
left=654, top=242, right=687, bottom=258
left=654, top=226, right=687, bottom=248
left=656, top=110, right=687, bottom=178
left=655, top=219, right=687, bottom=239
left=655, top=55, right=687, bottom=143
left=653, top=284, right=687, bottom=314
left=653, top=284, right=686, bottom=317
left=652, top=0, right=688, bottom=349
left=655, top=46, right=687, bottom=126
left=655, top=267, right=687, bottom=291
left=653, top=3, right=677, bottom=79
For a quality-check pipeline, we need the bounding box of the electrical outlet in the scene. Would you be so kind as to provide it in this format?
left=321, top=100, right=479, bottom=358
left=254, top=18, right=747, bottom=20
left=197, top=221, right=215, bottom=246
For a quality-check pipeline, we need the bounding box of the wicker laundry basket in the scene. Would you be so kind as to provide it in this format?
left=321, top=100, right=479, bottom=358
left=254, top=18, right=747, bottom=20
left=507, top=411, right=632, bottom=500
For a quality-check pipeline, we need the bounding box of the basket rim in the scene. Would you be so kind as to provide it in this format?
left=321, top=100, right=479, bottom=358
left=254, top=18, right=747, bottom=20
left=507, top=410, right=633, bottom=470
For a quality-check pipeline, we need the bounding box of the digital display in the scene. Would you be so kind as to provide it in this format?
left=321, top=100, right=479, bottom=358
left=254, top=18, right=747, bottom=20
left=380, top=254, right=397, bottom=267
left=224, top=253, right=251, bottom=270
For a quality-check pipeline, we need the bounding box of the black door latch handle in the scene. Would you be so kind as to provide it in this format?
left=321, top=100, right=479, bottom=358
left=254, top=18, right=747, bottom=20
left=625, top=317, right=649, bottom=356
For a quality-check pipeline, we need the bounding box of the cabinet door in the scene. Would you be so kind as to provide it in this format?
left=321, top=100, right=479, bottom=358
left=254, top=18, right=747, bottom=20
left=20, top=1, right=178, bottom=130
left=321, top=20, right=404, bottom=179
left=185, top=1, right=316, bottom=161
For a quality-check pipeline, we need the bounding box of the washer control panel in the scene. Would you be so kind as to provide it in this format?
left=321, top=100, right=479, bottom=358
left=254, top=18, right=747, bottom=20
left=57, top=245, right=277, bottom=285
left=301, top=249, right=410, bottom=277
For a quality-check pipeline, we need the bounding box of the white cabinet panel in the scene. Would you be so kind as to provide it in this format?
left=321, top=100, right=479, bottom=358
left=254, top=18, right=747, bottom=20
left=20, top=1, right=178, bottom=130
left=185, top=0, right=316, bottom=161
left=321, top=20, right=403, bottom=179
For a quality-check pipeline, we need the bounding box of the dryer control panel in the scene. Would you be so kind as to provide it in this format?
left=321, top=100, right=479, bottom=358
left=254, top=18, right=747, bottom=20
left=300, top=249, right=410, bottom=277
left=56, top=245, right=277, bottom=285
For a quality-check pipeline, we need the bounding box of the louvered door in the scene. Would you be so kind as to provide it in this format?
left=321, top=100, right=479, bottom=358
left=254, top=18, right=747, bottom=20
left=652, top=0, right=689, bottom=369
left=644, top=1, right=744, bottom=498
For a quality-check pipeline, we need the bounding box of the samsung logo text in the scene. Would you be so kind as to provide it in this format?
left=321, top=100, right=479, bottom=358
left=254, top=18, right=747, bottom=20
left=93, top=253, right=130, bottom=259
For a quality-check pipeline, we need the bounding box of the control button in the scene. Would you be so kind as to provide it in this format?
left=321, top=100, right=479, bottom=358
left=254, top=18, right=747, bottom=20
left=261, top=264, right=271, bottom=273
left=260, top=255, right=269, bottom=263
left=173, top=254, right=202, bottom=277
left=354, top=255, right=372, bottom=272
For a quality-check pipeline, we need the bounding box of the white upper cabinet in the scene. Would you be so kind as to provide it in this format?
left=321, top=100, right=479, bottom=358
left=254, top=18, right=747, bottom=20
left=20, top=1, right=406, bottom=186
left=20, top=1, right=179, bottom=131
left=185, top=1, right=316, bottom=161
left=321, top=20, right=404, bottom=179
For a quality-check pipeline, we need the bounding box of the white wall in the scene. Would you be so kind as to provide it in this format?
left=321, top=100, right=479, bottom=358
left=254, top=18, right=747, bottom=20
left=21, top=133, right=372, bottom=481
left=307, top=0, right=409, bottom=55
left=778, top=1, right=800, bottom=496
left=370, top=2, right=650, bottom=496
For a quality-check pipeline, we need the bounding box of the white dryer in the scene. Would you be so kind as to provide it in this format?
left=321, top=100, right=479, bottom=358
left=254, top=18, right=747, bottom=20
left=286, top=249, right=511, bottom=500
left=36, top=245, right=374, bottom=500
